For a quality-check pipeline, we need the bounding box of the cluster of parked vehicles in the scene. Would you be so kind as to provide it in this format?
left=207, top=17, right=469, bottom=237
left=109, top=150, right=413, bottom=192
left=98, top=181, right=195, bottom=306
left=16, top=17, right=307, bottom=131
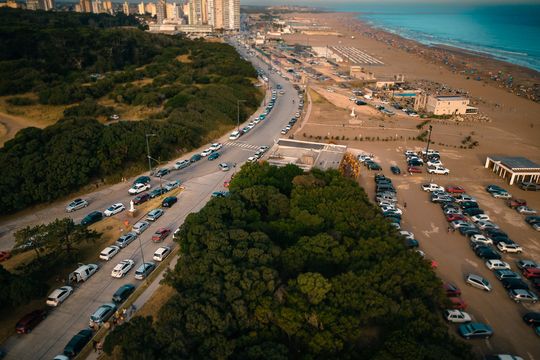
left=486, top=184, right=540, bottom=232
left=423, top=181, right=540, bottom=340
left=281, top=95, right=304, bottom=135
left=403, top=149, right=450, bottom=175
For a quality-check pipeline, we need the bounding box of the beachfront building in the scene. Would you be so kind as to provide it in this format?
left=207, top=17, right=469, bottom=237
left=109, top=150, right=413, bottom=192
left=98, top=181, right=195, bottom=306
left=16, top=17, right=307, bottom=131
left=415, top=94, right=478, bottom=115
left=485, top=156, right=540, bottom=185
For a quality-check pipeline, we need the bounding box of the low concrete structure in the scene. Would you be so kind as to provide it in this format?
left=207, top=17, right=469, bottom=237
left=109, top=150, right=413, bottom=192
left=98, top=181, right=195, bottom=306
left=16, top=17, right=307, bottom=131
left=415, top=94, right=477, bottom=115
left=485, top=156, right=540, bottom=185
left=265, top=139, right=347, bottom=171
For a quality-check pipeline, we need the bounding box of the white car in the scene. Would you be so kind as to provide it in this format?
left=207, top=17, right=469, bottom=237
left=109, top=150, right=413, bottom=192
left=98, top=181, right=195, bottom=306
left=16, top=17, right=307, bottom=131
left=209, top=143, right=223, bottom=151
left=476, top=220, right=499, bottom=230
left=469, top=234, right=492, bottom=245
left=146, top=208, right=164, bottom=222
left=111, top=259, right=135, bottom=278
left=444, top=310, right=472, bottom=323
left=421, top=183, right=444, bottom=192
left=219, top=163, right=230, bottom=172
left=201, top=148, right=213, bottom=157
left=174, top=159, right=190, bottom=170
left=427, top=166, right=450, bottom=175
left=280, top=128, right=289, bottom=135
left=427, top=160, right=443, bottom=167
left=229, top=131, right=241, bottom=140
left=516, top=206, right=537, bottom=215
left=99, top=245, right=120, bottom=261
left=497, top=242, right=523, bottom=253
left=471, top=214, right=491, bottom=223
left=164, top=180, right=180, bottom=191
left=380, top=205, right=402, bottom=215
left=378, top=200, right=396, bottom=207
left=247, top=156, right=257, bottom=163
left=492, top=191, right=511, bottom=199
left=128, top=182, right=151, bottom=195
left=153, top=246, right=171, bottom=262
left=404, top=150, right=416, bottom=156
left=399, top=231, right=415, bottom=240
left=46, top=286, right=73, bottom=307
left=132, top=221, right=150, bottom=234
left=104, top=203, right=125, bottom=217
left=450, top=220, right=471, bottom=229
left=485, top=260, right=511, bottom=270
left=455, top=195, right=477, bottom=203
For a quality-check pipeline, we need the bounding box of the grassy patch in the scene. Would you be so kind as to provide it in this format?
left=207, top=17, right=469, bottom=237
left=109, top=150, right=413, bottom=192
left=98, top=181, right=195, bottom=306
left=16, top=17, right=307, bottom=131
left=0, top=94, right=66, bottom=128
left=175, top=53, right=192, bottom=63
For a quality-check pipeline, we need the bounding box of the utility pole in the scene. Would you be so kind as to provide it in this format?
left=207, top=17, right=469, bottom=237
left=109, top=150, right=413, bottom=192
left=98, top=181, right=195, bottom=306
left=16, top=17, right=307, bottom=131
left=145, top=133, right=156, bottom=174
left=237, top=99, right=246, bottom=131
left=425, top=125, right=433, bottom=159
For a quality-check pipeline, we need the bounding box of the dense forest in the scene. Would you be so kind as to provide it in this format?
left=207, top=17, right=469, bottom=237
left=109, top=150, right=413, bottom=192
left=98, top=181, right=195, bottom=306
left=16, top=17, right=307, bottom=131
left=0, top=9, right=261, bottom=214
left=105, top=164, right=473, bottom=359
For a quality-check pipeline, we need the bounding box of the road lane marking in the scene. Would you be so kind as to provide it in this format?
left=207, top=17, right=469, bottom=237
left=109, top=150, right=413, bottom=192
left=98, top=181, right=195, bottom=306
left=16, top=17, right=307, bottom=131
left=465, top=258, right=478, bottom=268
left=527, top=352, right=535, bottom=360
left=485, top=339, right=493, bottom=351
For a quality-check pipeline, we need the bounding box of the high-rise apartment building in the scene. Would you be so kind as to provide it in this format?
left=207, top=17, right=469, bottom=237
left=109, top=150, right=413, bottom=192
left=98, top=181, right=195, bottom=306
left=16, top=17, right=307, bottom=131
left=145, top=2, right=156, bottom=16
left=138, top=1, right=145, bottom=14
left=78, top=0, right=91, bottom=12
left=123, top=0, right=129, bottom=14
left=222, top=0, right=239, bottom=30
left=156, top=0, right=166, bottom=24
left=26, top=0, right=54, bottom=11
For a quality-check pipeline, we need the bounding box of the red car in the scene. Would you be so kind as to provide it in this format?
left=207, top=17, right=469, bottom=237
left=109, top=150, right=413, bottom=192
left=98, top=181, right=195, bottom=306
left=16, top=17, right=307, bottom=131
left=443, top=282, right=461, bottom=297
left=449, top=297, right=467, bottom=310
left=446, top=214, right=466, bottom=222
left=446, top=186, right=466, bottom=194
left=151, top=228, right=171, bottom=242
left=408, top=166, right=422, bottom=174
left=522, top=267, right=540, bottom=279
left=506, top=198, right=527, bottom=209
left=0, top=250, right=11, bottom=262
left=224, top=180, right=231, bottom=188
left=133, top=193, right=151, bottom=205
left=15, top=309, right=48, bottom=334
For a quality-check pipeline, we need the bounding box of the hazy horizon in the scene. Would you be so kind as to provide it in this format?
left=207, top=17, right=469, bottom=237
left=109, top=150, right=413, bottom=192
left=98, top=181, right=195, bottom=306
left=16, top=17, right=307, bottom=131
left=241, top=0, right=540, bottom=6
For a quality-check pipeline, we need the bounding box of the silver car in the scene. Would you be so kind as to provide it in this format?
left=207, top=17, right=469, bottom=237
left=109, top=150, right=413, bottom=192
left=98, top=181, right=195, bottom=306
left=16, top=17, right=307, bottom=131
left=89, top=303, right=116, bottom=327
left=65, top=199, right=88, bottom=212
left=146, top=209, right=164, bottom=222
left=465, top=274, right=492, bottom=291
left=132, top=221, right=150, bottom=235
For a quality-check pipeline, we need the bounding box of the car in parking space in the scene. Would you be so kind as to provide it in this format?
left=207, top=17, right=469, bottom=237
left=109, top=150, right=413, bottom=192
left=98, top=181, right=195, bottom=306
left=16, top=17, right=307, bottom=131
left=190, top=153, right=202, bottom=162
left=63, top=329, right=93, bottom=358
left=153, top=246, right=171, bottom=262
left=458, top=322, right=493, bottom=339
left=149, top=187, right=167, bottom=199
left=111, top=259, right=135, bottom=278
left=132, top=221, right=150, bottom=235
left=211, top=191, right=229, bottom=198
left=200, top=148, right=213, bottom=157
left=532, top=278, right=540, bottom=291
left=516, top=206, right=537, bottom=215
left=15, top=309, right=48, bottom=334
left=99, top=245, right=120, bottom=261
left=133, top=192, right=150, bottom=205
left=516, top=259, right=537, bottom=270
left=104, top=203, right=125, bottom=217
left=497, top=242, right=523, bottom=253
left=450, top=220, right=471, bottom=229
left=508, top=289, right=538, bottom=303
left=380, top=206, right=402, bottom=215
left=134, top=176, right=151, bottom=184
left=422, top=183, right=444, bottom=192
left=115, top=232, right=137, bottom=248
left=459, top=201, right=479, bottom=209
left=151, top=228, right=171, bottom=242
left=450, top=297, right=467, bottom=310
left=367, top=162, right=382, bottom=170
left=443, top=282, right=461, bottom=297
left=454, top=194, right=477, bottom=203
left=408, top=159, right=424, bottom=167
left=128, top=182, right=151, bottom=195
left=399, top=231, right=415, bottom=240
left=506, top=198, right=527, bottom=209
left=154, top=168, right=170, bottom=178
left=208, top=152, right=220, bottom=161
left=486, top=184, right=506, bottom=193
left=470, top=237, right=493, bottom=248
left=446, top=214, right=467, bottom=222
left=471, top=214, right=491, bottom=222
left=146, top=208, right=164, bottom=222
left=463, top=207, right=485, bottom=216
left=446, top=186, right=466, bottom=194
left=112, top=284, right=135, bottom=304
left=518, top=181, right=540, bottom=191
left=475, top=246, right=502, bottom=260
left=174, top=159, right=190, bottom=170
left=476, top=220, right=499, bottom=230
left=427, top=159, right=443, bottom=167
left=427, top=165, right=450, bottom=175
left=501, top=278, right=529, bottom=291
left=525, top=216, right=540, bottom=231
left=162, top=196, right=177, bottom=207
left=408, top=166, right=422, bottom=173
left=444, top=309, right=472, bottom=323
left=522, top=312, right=540, bottom=327
left=164, top=180, right=180, bottom=192
left=81, top=211, right=103, bottom=226
left=465, top=274, right=492, bottom=291
left=494, top=269, right=521, bottom=281
left=134, top=262, right=156, bottom=280
left=404, top=238, right=419, bottom=249
left=491, top=191, right=512, bottom=199
left=522, top=267, right=540, bottom=279
left=65, top=198, right=89, bottom=212
left=485, top=259, right=511, bottom=270
left=460, top=226, right=482, bottom=237
left=390, top=166, right=401, bottom=175
left=219, top=163, right=230, bottom=172
left=89, top=303, right=116, bottom=327
left=209, top=143, right=223, bottom=151
left=46, top=286, right=73, bottom=307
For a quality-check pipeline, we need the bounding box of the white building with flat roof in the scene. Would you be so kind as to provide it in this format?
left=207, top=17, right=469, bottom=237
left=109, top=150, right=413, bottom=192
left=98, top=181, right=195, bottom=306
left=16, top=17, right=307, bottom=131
left=485, top=156, right=540, bottom=185
left=415, top=94, right=477, bottom=115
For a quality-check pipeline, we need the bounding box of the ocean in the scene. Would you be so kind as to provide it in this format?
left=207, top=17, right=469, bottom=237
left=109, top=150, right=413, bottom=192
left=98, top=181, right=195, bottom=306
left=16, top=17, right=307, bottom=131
left=327, top=3, right=540, bottom=72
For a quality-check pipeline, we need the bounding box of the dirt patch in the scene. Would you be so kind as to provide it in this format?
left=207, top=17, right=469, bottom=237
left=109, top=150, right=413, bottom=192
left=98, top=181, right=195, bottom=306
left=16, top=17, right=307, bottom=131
left=176, top=54, right=192, bottom=63
left=137, top=284, right=176, bottom=319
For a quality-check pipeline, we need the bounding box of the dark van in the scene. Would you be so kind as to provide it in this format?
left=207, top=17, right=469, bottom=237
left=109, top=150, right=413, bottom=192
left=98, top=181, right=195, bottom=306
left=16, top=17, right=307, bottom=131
left=63, top=329, right=93, bottom=357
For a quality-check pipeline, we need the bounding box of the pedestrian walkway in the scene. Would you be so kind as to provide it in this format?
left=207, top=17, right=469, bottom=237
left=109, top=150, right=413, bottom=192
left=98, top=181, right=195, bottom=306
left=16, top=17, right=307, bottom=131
left=223, top=141, right=261, bottom=151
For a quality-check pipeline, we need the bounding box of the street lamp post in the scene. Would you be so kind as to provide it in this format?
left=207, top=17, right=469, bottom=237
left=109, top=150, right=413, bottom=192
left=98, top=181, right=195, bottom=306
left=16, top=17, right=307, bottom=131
left=145, top=133, right=157, bottom=174
left=425, top=125, right=433, bottom=159
left=237, top=99, right=246, bottom=131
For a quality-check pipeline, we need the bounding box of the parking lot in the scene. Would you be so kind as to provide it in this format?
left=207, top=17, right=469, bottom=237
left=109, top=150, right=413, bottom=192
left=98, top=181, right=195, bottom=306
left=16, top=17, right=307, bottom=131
left=356, top=144, right=540, bottom=359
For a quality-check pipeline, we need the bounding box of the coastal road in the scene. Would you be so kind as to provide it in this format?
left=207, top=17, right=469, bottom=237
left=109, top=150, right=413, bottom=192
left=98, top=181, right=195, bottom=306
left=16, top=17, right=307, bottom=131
left=1, top=36, right=300, bottom=359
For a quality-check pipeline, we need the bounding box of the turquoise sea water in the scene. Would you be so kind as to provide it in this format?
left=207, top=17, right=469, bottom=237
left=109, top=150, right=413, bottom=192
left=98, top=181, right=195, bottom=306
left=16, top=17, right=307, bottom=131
left=327, top=3, right=540, bottom=72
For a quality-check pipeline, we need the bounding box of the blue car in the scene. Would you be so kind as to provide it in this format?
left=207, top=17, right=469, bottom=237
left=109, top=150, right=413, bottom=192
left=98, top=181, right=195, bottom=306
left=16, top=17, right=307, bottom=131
left=458, top=322, right=493, bottom=339
left=208, top=152, right=220, bottom=161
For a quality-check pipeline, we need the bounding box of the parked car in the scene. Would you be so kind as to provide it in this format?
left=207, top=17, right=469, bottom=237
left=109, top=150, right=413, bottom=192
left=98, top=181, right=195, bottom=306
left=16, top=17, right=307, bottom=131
left=128, top=182, right=151, bottom=195
left=485, top=260, right=511, bottom=270
left=111, top=259, right=135, bottom=278
left=522, top=312, right=540, bottom=327
left=190, top=154, right=202, bottom=162
left=134, top=262, right=156, bottom=280
left=516, top=259, right=538, bottom=270
left=154, top=168, right=170, bottom=177
left=162, top=196, right=177, bottom=207
left=501, top=278, right=529, bottom=291
left=465, top=274, right=492, bottom=291
left=104, top=203, right=125, bottom=217
left=208, top=152, right=220, bottom=161
left=455, top=194, right=477, bottom=203
left=219, top=163, right=230, bottom=172
left=522, top=267, right=540, bottom=279
left=450, top=297, right=467, bottom=310
left=390, top=166, right=401, bottom=175
left=164, top=180, right=180, bottom=191
left=99, top=245, right=120, bottom=261
left=132, top=193, right=150, bottom=205
left=486, top=184, right=506, bottom=193
left=408, top=166, right=422, bottom=173
left=151, top=228, right=171, bottom=242
left=112, top=284, right=135, bottom=304
left=153, top=246, right=171, bottom=262
left=497, top=242, right=523, bottom=254
left=134, top=176, right=151, bottom=184
left=491, top=191, right=512, bottom=199
left=174, top=159, right=190, bottom=170
left=444, top=309, right=472, bottom=323
left=46, top=286, right=73, bottom=307
left=132, top=221, right=150, bottom=234
left=494, top=269, right=521, bottom=281
left=89, top=303, right=116, bottom=327
left=81, top=211, right=103, bottom=226
left=63, top=329, right=93, bottom=358
left=15, top=309, right=48, bottom=334
left=149, top=187, right=167, bottom=199
left=146, top=208, right=164, bottom=222
left=212, top=191, right=229, bottom=198
left=115, top=232, right=138, bottom=248
left=427, top=165, right=450, bottom=175
left=209, top=143, right=223, bottom=151
left=422, top=183, right=444, bottom=192
left=475, top=246, right=502, bottom=260
left=458, top=322, right=493, bottom=339
left=519, top=181, right=540, bottom=191
left=446, top=186, right=466, bottom=194
left=471, top=214, right=491, bottom=222
left=65, top=199, right=88, bottom=212
left=463, top=207, right=485, bottom=216
left=516, top=206, right=537, bottom=215
left=506, top=198, right=527, bottom=209
left=508, top=289, right=538, bottom=303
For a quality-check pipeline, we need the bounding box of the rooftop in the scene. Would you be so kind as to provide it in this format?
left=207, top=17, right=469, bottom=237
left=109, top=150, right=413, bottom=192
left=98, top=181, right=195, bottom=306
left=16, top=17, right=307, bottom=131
left=264, top=139, right=346, bottom=171
left=434, top=95, right=468, bottom=101
left=489, top=156, right=540, bottom=171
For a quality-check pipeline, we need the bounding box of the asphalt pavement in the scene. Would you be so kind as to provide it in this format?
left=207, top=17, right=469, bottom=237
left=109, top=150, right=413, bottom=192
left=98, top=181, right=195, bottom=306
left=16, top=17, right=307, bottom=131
left=1, top=37, right=300, bottom=359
